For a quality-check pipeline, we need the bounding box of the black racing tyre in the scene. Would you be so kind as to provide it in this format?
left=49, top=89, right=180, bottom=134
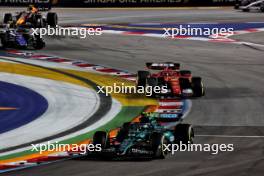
left=260, top=3, right=264, bottom=12
left=146, top=77, right=158, bottom=97
left=3, top=13, right=12, bottom=24
left=151, top=132, right=167, bottom=159
left=32, top=35, right=45, bottom=50
left=147, top=77, right=158, bottom=87
left=191, top=77, right=205, bottom=97
left=34, top=40, right=45, bottom=50
left=179, top=78, right=191, bottom=89
left=93, top=131, right=108, bottom=149
left=35, top=15, right=45, bottom=28
left=180, top=70, right=192, bottom=77
left=47, top=12, right=58, bottom=27
left=122, top=122, right=130, bottom=130
left=174, top=124, right=194, bottom=144
left=137, top=71, right=150, bottom=87
left=116, top=122, right=130, bottom=142
left=1, top=34, right=9, bottom=48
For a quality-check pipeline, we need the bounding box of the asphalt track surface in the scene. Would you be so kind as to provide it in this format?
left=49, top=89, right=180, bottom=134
left=1, top=7, right=264, bottom=176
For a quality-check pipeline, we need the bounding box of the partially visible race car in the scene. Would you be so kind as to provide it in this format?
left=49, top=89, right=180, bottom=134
left=234, top=0, right=264, bottom=12
left=0, top=28, right=45, bottom=49
left=136, top=62, right=205, bottom=98
left=91, top=113, right=194, bottom=159
left=3, top=5, right=58, bottom=28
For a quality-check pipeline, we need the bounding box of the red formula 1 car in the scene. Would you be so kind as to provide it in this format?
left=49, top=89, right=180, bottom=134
left=136, top=63, right=205, bottom=98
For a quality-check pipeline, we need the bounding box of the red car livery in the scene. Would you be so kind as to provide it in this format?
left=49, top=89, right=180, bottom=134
left=136, top=63, right=205, bottom=98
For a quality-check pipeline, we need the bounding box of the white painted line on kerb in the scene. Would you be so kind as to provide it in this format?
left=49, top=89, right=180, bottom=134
left=196, top=135, right=264, bottom=138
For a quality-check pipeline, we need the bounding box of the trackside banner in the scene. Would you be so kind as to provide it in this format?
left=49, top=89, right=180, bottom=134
left=0, top=0, right=235, bottom=7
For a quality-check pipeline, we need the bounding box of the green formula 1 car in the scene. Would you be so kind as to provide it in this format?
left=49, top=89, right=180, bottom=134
left=92, top=112, right=194, bottom=159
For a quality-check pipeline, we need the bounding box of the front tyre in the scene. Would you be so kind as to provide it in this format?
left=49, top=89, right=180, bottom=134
left=146, top=77, right=158, bottom=97
left=0, top=34, right=9, bottom=48
left=174, top=124, right=194, bottom=144
left=93, top=131, right=108, bottom=149
left=33, top=35, right=45, bottom=50
left=151, top=132, right=167, bottom=159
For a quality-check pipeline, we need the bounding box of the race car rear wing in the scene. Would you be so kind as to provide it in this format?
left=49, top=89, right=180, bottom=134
left=146, top=62, right=180, bottom=70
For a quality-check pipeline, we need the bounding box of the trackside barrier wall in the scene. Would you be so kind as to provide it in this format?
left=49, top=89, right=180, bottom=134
left=0, top=0, right=236, bottom=7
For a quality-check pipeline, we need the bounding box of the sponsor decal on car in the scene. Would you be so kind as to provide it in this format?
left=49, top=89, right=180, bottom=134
left=159, top=113, right=180, bottom=119
left=131, top=148, right=153, bottom=155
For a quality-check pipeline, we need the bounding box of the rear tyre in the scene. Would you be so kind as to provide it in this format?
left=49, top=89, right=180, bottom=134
left=33, top=35, right=45, bottom=50
left=3, top=13, right=12, bottom=24
left=93, top=131, right=108, bottom=149
left=146, top=77, right=158, bottom=97
left=47, top=12, right=58, bottom=27
left=137, top=71, right=150, bottom=87
left=191, top=77, right=205, bottom=97
left=174, top=124, right=194, bottom=144
left=151, top=132, right=167, bottom=159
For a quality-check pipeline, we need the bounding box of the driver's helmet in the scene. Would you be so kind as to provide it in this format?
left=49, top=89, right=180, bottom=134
left=28, top=5, right=38, bottom=13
